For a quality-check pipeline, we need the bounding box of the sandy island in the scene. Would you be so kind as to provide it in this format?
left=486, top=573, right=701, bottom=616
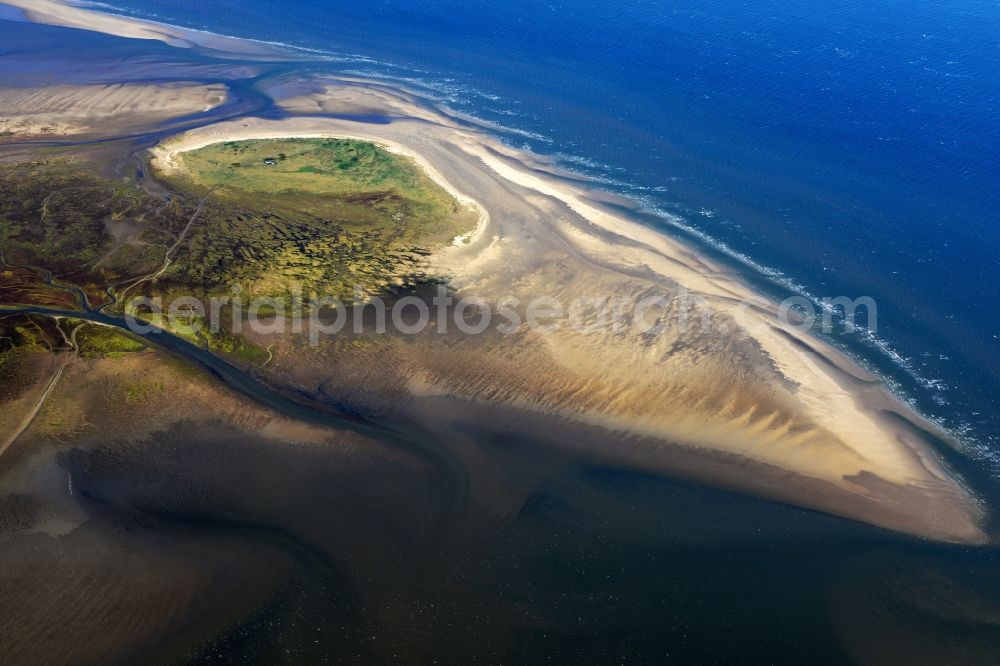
left=3, top=0, right=989, bottom=544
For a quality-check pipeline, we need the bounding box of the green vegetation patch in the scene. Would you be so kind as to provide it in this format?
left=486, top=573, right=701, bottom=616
left=0, top=142, right=476, bottom=363
left=161, top=138, right=477, bottom=299
left=73, top=323, right=146, bottom=358
left=0, top=314, right=59, bottom=402
left=0, top=332, right=27, bottom=375
left=0, top=161, right=111, bottom=271
left=185, top=138, right=438, bottom=199
left=125, top=380, right=164, bottom=404
left=200, top=326, right=270, bottom=366
left=0, top=160, right=190, bottom=308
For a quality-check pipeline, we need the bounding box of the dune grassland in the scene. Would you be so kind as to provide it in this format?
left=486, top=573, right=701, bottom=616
left=0, top=137, right=476, bottom=362
left=0, top=140, right=474, bottom=303
left=157, top=137, right=477, bottom=298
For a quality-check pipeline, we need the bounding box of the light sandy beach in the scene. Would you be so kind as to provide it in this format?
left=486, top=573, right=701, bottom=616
left=0, top=0, right=285, bottom=54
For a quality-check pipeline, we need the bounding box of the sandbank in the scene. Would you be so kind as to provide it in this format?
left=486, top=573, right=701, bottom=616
left=4, top=0, right=988, bottom=544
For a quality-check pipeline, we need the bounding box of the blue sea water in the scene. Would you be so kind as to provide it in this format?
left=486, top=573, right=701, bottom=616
left=90, top=0, right=1000, bottom=464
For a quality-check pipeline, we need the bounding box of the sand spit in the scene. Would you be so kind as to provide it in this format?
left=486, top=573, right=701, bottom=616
left=152, top=105, right=985, bottom=544
left=6, top=3, right=989, bottom=543
left=0, top=82, right=227, bottom=138
left=0, top=0, right=285, bottom=55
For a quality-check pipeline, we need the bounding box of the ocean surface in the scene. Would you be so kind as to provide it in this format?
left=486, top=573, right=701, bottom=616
left=84, top=0, right=1000, bottom=470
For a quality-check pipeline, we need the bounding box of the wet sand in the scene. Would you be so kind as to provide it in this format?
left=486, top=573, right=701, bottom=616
left=0, top=349, right=449, bottom=662
left=0, top=82, right=227, bottom=138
